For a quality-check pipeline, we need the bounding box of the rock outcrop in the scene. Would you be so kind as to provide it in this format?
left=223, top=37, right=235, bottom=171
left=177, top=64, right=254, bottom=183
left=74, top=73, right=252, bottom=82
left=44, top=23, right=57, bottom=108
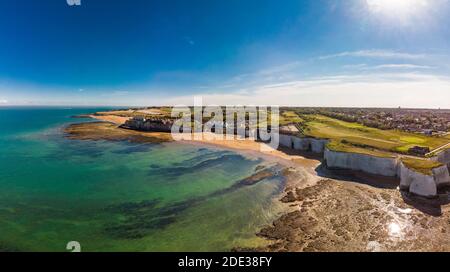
left=122, top=117, right=174, bottom=132
left=398, top=162, right=443, bottom=198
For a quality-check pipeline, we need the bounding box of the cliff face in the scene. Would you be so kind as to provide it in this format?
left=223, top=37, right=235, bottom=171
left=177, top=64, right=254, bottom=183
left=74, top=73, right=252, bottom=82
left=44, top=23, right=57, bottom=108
left=324, top=148, right=398, bottom=177
left=433, top=149, right=450, bottom=170
left=122, top=118, right=174, bottom=132
left=279, top=133, right=450, bottom=198
left=430, top=148, right=450, bottom=187
left=279, top=134, right=294, bottom=149
left=292, top=137, right=310, bottom=151
left=399, top=162, right=438, bottom=198
left=325, top=147, right=450, bottom=197
left=311, top=139, right=328, bottom=153
left=279, top=135, right=327, bottom=153
left=432, top=165, right=450, bottom=187
left=436, top=149, right=450, bottom=163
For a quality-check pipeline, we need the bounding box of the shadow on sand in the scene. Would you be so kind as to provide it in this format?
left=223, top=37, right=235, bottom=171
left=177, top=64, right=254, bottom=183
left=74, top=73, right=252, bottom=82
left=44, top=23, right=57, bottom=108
left=400, top=188, right=450, bottom=217
left=315, top=163, right=400, bottom=190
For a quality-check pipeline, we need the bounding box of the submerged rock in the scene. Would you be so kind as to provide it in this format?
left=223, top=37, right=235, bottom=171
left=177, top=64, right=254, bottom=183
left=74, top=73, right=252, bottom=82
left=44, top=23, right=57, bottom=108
left=64, top=122, right=173, bottom=143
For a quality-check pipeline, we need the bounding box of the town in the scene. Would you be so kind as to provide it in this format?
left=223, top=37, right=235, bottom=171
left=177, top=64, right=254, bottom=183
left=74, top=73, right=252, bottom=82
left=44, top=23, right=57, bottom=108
left=290, top=108, right=450, bottom=136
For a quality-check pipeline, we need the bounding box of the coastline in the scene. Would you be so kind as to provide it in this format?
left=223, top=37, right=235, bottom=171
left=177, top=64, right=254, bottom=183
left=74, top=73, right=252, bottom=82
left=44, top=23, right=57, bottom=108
left=87, top=114, right=131, bottom=125
left=68, top=114, right=450, bottom=252
left=82, top=114, right=324, bottom=206
left=89, top=114, right=322, bottom=182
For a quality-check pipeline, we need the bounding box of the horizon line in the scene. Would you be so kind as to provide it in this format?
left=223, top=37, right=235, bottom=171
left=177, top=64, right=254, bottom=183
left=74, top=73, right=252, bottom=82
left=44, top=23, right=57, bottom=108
left=1, top=105, right=449, bottom=110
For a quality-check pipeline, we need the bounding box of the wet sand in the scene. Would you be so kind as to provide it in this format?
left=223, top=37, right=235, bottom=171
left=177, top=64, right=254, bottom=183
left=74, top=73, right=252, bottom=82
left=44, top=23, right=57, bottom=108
left=65, top=122, right=173, bottom=143
left=66, top=117, right=450, bottom=252
left=89, top=114, right=131, bottom=125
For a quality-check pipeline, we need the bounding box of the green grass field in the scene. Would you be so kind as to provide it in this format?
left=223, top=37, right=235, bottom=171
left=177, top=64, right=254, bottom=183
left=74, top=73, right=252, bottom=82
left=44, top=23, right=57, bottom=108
left=279, top=112, right=450, bottom=173
left=401, top=157, right=443, bottom=175
left=326, top=141, right=396, bottom=158
left=294, top=113, right=449, bottom=155
left=279, top=111, right=304, bottom=126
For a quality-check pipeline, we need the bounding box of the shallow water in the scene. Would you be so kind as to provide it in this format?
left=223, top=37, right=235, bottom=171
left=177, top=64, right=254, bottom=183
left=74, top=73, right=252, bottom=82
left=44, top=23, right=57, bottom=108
left=0, top=107, right=286, bottom=252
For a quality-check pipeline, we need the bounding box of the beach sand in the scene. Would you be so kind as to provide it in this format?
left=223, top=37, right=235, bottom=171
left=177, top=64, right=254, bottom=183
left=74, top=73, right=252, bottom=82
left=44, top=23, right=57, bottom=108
left=89, top=114, right=131, bottom=125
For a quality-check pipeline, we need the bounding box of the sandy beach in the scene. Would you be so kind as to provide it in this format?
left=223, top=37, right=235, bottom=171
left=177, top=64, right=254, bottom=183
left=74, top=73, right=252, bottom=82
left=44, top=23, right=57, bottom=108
left=89, top=114, right=131, bottom=125
left=89, top=114, right=321, bottom=175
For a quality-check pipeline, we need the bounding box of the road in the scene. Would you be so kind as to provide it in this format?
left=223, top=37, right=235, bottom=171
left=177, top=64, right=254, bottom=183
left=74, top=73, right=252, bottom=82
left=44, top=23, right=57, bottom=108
left=426, top=142, right=450, bottom=157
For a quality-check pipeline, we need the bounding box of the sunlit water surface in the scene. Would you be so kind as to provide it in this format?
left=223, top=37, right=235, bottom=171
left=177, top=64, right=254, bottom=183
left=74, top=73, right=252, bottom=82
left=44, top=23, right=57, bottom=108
left=0, top=107, right=286, bottom=252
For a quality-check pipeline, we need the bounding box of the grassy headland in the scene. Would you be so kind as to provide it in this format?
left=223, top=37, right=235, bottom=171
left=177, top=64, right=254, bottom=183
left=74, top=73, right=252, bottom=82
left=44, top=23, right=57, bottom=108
left=293, top=114, right=449, bottom=154
left=280, top=110, right=450, bottom=174
left=400, top=158, right=444, bottom=175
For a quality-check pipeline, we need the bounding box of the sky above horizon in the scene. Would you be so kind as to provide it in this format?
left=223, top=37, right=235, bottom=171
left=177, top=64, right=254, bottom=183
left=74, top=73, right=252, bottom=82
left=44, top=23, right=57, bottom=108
left=1, top=0, right=450, bottom=108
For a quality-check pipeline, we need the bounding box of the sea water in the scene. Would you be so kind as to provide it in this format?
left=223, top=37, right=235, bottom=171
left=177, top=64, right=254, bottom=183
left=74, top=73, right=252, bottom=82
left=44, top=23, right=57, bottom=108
left=0, top=107, right=286, bottom=252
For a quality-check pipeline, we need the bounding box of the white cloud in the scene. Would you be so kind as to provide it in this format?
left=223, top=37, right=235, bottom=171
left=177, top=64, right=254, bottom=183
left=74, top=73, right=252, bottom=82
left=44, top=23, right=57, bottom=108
left=3, top=73, right=449, bottom=109
left=370, top=64, right=433, bottom=69
left=0, top=99, right=8, bottom=104
left=319, top=50, right=428, bottom=60
left=345, top=63, right=434, bottom=70
left=343, top=64, right=368, bottom=69
left=157, top=73, right=450, bottom=109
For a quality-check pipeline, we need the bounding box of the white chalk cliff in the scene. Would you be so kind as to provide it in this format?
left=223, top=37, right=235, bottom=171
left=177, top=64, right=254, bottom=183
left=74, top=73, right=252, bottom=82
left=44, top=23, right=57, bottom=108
left=324, top=148, right=398, bottom=177
left=279, top=133, right=450, bottom=198
left=279, top=135, right=328, bottom=153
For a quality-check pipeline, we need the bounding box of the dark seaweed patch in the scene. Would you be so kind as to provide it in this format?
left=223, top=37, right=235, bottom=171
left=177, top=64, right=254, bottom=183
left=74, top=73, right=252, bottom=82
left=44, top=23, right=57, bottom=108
left=46, top=140, right=105, bottom=160
left=69, top=145, right=104, bottom=158
left=105, top=199, right=160, bottom=213
left=104, top=198, right=184, bottom=239
left=104, top=166, right=282, bottom=240
left=207, top=167, right=282, bottom=199
left=169, top=150, right=230, bottom=167
left=149, top=148, right=230, bottom=171
left=178, top=150, right=231, bottom=165
left=105, top=216, right=177, bottom=239
left=149, top=154, right=258, bottom=178
left=112, top=143, right=154, bottom=154
left=0, top=242, right=21, bottom=252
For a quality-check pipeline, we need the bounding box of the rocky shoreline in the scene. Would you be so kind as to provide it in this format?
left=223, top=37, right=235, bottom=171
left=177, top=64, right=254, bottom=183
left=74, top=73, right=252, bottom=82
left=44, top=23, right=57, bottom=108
left=236, top=177, right=450, bottom=252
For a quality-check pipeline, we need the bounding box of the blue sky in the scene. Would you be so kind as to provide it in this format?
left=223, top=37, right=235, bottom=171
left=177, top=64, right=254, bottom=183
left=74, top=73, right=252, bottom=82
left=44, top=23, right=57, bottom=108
left=1, top=0, right=450, bottom=107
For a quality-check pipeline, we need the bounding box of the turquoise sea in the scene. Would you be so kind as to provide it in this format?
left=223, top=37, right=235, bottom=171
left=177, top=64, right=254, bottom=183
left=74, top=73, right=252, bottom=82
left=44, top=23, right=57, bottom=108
left=0, top=107, right=286, bottom=252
